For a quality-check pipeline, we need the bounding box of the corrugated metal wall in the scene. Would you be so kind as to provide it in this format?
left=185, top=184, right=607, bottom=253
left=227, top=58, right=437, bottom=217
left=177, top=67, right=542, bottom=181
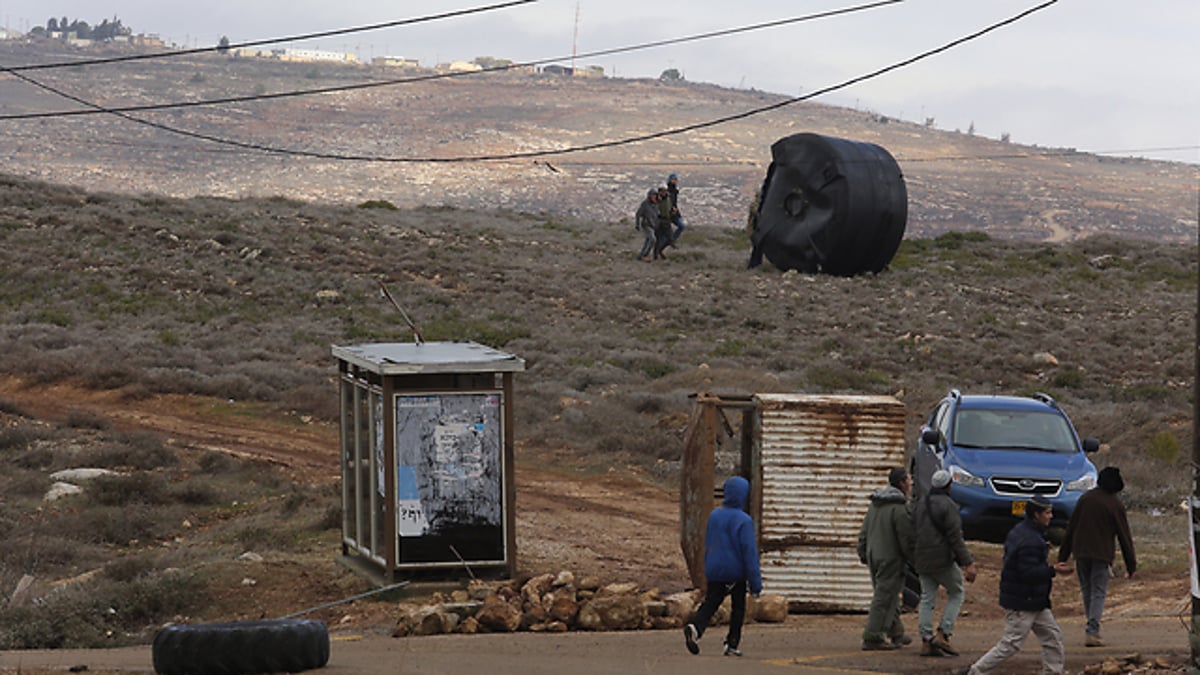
left=753, top=394, right=907, bottom=611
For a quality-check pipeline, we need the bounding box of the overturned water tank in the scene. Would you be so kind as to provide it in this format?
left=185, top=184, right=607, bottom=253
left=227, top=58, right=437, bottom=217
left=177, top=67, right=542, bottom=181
left=748, top=133, right=907, bottom=276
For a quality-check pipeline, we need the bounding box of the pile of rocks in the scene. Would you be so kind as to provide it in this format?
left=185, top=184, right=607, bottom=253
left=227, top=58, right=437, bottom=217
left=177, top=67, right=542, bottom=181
left=1080, top=653, right=1180, bottom=675
left=392, top=571, right=788, bottom=637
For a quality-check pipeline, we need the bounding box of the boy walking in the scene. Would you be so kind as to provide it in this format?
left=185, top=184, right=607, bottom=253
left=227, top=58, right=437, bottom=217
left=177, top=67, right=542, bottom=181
left=684, top=475, right=763, bottom=657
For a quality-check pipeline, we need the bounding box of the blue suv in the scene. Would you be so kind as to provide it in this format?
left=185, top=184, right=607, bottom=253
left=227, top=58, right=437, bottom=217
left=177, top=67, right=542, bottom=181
left=911, top=390, right=1100, bottom=540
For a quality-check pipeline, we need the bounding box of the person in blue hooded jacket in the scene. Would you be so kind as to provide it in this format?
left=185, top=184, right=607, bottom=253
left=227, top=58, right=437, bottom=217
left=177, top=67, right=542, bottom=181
left=684, top=475, right=763, bottom=657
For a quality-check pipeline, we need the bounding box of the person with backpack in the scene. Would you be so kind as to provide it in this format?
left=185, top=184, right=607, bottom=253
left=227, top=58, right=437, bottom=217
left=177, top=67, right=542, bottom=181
left=912, top=469, right=977, bottom=657
left=683, top=475, right=763, bottom=657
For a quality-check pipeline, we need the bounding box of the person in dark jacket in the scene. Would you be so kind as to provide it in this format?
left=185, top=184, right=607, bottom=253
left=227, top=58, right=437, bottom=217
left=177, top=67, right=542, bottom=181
left=684, top=475, right=763, bottom=657
left=856, top=467, right=915, bottom=650
left=954, top=498, right=1074, bottom=675
left=1057, top=466, right=1136, bottom=647
left=666, top=173, right=686, bottom=243
left=912, top=469, right=977, bottom=657
left=654, top=186, right=673, bottom=260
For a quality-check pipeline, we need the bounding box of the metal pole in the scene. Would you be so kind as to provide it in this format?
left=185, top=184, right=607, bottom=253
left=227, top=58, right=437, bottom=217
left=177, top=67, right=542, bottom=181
left=1191, top=185, right=1200, bottom=673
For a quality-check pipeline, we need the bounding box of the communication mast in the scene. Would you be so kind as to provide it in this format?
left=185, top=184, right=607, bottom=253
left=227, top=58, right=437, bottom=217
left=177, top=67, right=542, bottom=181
left=571, top=1, right=580, bottom=76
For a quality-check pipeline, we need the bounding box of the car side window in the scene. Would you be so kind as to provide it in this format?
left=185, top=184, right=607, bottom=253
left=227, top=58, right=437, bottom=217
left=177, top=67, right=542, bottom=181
left=930, top=402, right=951, bottom=446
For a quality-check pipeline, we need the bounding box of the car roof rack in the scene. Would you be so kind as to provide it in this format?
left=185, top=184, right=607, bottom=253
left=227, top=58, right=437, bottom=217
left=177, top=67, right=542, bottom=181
left=1032, top=392, right=1058, bottom=408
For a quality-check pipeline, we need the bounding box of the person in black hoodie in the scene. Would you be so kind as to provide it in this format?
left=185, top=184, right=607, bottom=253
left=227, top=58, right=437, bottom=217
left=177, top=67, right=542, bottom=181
left=954, top=498, right=1074, bottom=675
left=1057, top=466, right=1136, bottom=647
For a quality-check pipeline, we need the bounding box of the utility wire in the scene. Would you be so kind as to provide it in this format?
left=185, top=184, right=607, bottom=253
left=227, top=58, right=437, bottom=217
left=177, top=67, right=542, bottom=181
left=0, top=0, right=902, bottom=121
left=3, top=1, right=1068, bottom=163
left=0, top=0, right=536, bottom=72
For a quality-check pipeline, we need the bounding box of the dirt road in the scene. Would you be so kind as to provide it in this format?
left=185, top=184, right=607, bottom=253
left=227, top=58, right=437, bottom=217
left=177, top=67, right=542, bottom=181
left=1, top=614, right=1188, bottom=674
left=0, top=378, right=1190, bottom=673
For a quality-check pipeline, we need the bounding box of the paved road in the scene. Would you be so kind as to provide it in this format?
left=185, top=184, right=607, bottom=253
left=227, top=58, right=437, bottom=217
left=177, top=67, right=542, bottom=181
left=0, top=613, right=1186, bottom=674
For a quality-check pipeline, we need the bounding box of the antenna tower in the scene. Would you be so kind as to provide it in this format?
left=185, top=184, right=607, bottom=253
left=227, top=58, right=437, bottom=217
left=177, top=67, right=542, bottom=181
left=571, top=2, right=580, bottom=76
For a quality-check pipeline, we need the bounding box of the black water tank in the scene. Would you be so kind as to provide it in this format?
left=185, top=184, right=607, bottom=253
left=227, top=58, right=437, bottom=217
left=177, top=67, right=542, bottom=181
left=748, top=133, right=907, bottom=276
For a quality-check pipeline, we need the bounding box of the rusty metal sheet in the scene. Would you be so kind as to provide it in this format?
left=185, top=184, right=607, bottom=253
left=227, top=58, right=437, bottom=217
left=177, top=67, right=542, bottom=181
left=753, top=394, right=907, bottom=611
left=679, top=393, right=720, bottom=589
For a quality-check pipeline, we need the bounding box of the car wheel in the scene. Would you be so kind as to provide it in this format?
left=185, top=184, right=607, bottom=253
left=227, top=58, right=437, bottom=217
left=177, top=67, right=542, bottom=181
left=152, top=618, right=330, bottom=675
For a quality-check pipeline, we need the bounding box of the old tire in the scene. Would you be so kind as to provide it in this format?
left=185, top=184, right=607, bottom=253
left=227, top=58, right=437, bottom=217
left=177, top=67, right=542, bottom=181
left=152, top=618, right=329, bottom=674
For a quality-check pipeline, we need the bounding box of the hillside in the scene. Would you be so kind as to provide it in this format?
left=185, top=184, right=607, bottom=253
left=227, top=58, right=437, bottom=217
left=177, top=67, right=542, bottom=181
left=0, top=41, right=1196, bottom=242
left=0, top=41, right=1196, bottom=653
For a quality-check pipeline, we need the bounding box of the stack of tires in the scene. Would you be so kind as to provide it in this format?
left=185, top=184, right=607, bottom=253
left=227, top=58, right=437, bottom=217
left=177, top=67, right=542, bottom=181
left=749, top=133, right=907, bottom=276
left=152, top=618, right=330, bottom=674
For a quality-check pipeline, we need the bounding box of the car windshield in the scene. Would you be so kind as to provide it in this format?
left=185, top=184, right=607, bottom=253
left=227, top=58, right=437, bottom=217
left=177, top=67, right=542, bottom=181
left=952, top=409, right=1078, bottom=452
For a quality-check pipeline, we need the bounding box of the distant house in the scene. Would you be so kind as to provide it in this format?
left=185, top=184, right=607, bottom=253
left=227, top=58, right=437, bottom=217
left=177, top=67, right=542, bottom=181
left=0, top=27, right=23, bottom=41
left=372, top=56, right=420, bottom=68
left=276, top=48, right=359, bottom=64
left=131, top=34, right=165, bottom=48
left=541, top=64, right=573, bottom=76
left=445, top=60, right=482, bottom=73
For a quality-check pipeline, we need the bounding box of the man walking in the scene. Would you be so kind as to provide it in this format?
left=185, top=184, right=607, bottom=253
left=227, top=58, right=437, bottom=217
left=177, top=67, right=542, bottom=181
left=857, top=467, right=915, bottom=650
left=635, top=188, right=660, bottom=262
left=1057, top=466, right=1136, bottom=647
left=683, top=475, right=763, bottom=657
left=912, top=469, right=977, bottom=657
left=954, top=498, right=1073, bottom=675
left=666, top=173, right=686, bottom=243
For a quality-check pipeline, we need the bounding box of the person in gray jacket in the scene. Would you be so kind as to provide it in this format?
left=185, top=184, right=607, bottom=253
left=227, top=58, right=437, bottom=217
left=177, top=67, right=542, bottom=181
left=912, top=469, right=977, bottom=657
left=857, top=467, right=915, bottom=650
left=635, top=188, right=660, bottom=261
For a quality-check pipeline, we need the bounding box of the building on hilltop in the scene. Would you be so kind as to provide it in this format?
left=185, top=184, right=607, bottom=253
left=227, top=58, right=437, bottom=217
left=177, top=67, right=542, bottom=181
left=372, top=56, right=420, bottom=68
left=275, top=48, right=359, bottom=64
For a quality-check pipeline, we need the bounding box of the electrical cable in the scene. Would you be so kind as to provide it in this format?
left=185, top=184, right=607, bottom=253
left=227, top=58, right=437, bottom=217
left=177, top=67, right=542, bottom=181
left=0, top=0, right=903, bottom=121
left=7, top=0, right=1172, bottom=166
left=0, top=0, right=536, bottom=72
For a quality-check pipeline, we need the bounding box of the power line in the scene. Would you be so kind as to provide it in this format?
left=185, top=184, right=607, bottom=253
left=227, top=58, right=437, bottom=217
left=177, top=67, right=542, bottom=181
left=0, top=0, right=536, bottom=72
left=3, top=1, right=1071, bottom=164
left=0, top=0, right=903, bottom=121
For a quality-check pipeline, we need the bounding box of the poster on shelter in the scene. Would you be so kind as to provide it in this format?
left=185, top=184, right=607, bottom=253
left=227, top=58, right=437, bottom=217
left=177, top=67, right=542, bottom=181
left=394, top=393, right=503, bottom=542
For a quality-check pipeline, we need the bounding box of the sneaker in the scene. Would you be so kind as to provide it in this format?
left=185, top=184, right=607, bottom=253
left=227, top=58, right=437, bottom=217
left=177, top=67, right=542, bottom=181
left=920, top=638, right=944, bottom=657
left=889, top=634, right=913, bottom=647
left=861, top=640, right=900, bottom=651
left=723, top=642, right=742, bottom=657
left=932, top=628, right=959, bottom=656
left=684, top=624, right=700, bottom=655
left=1085, top=634, right=1104, bottom=647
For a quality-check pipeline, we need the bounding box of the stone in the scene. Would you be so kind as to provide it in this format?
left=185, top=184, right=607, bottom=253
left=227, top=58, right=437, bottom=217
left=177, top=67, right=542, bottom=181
left=44, top=482, right=82, bottom=502
left=49, top=468, right=118, bottom=482
left=8, top=574, right=36, bottom=608
left=752, top=594, right=788, bottom=623
left=553, top=571, right=575, bottom=587
left=522, top=573, right=555, bottom=604
left=475, top=597, right=522, bottom=633
left=546, top=591, right=579, bottom=624
left=577, top=596, right=646, bottom=631
left=456, top=616, right=479, bottom=634
left=597, top=581, right=639, bottom=597
left=663, top=591, right=696, bottom=620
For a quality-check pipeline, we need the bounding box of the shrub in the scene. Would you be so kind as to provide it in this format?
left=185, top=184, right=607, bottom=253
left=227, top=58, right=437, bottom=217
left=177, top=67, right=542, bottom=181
left=358, top=199, right=398, bottom=210
left=1146, top=431, right=1180, bottom=463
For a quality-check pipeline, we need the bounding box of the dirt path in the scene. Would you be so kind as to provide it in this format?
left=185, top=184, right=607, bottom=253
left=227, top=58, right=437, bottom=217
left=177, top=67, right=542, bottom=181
left=0, top=377, right=689, bottom=594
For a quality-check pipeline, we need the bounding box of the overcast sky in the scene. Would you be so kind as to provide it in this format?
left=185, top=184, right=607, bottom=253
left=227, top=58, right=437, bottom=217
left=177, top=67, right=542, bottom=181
left=2, top=0, right=1197, bottom=163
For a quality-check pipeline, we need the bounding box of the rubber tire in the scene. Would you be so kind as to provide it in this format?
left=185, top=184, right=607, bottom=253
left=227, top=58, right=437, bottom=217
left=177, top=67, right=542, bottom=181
left=152, top=618, right=329, bottom=675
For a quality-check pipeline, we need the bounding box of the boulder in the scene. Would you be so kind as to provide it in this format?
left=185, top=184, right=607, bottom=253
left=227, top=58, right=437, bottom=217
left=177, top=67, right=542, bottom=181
left=577, top=596, right=646, bottom=631
left=475, top=597, right=522, bottom=633
left=752, top=594, right=789, bottom=623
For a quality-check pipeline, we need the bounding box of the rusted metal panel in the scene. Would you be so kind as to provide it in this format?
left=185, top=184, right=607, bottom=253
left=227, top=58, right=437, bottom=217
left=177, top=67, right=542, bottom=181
left=753, top=394, right=907, bottom=612
left=679, top=393, right=720, bottom=589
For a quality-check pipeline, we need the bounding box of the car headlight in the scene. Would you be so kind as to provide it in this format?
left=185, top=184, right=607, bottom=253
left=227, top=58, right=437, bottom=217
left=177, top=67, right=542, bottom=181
left=1067, top=473, right=1097, bottom=492
left=949, top=465, right=985, bottom=488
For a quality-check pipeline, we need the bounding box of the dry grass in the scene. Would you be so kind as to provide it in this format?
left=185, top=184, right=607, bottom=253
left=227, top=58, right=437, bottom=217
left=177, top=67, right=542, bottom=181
left=0, top=170, right=1195, bottom=648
